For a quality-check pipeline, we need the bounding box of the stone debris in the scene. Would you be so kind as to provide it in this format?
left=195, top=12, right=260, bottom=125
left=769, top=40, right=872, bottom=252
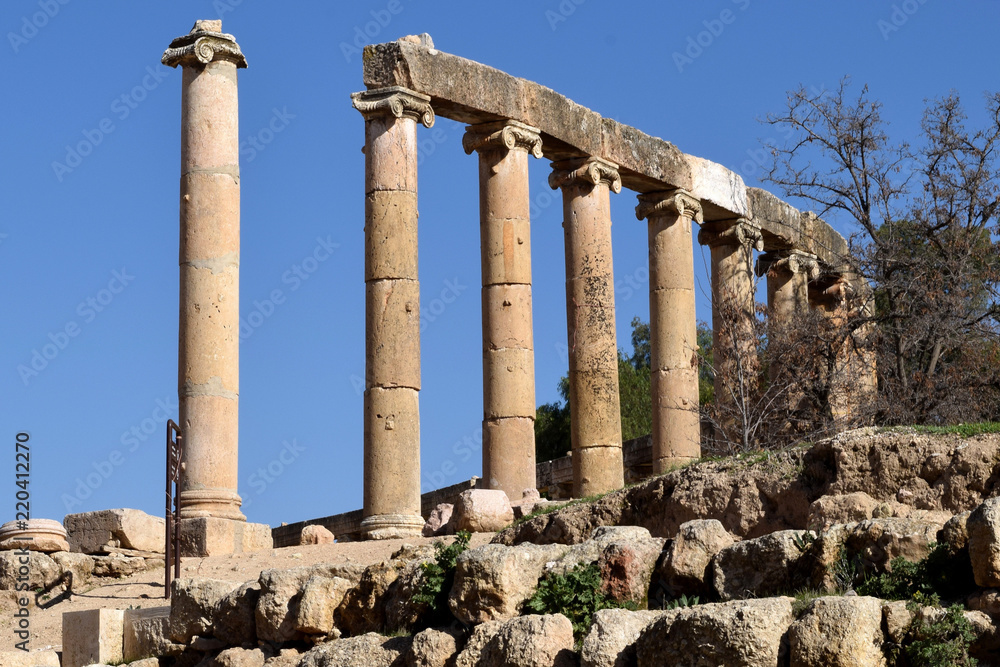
left=64, top=508, right=165, bottom=554
left=0, top=518, right=70, bottom=553
left=299, top=524, right=335, bottom=545
left=452, top=489, right=515, bottom=533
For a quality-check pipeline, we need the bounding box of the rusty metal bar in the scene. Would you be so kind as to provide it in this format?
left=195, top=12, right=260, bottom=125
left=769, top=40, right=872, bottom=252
left=166, top=419, right=183, bottom=599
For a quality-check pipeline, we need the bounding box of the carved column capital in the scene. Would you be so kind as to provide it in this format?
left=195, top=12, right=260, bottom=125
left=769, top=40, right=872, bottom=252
left=697, top=218, right=764, bottom=252
left=756, top=250, right=820, bottom=280
left=162, top=20, right=247, bottom=69
left=634, top=189, right=703, bottom=223
left=463, top=120, right=543, bottom=158
left=351, top=86, right=435, bottom=128
left=548, top=157, right=622, bottom=194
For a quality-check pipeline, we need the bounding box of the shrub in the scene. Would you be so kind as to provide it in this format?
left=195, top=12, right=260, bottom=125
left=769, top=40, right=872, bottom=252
left=525, top=563, right=636, bottom=640
left=855, top=543, right=975, bottom=603
left=905, top=604, right=978, bottom=667
left=412, top=531, right=471, bottom=625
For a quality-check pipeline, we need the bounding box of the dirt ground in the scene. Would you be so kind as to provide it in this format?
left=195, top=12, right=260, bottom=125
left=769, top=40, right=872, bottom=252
left=0, top=532, right=494, bottom=656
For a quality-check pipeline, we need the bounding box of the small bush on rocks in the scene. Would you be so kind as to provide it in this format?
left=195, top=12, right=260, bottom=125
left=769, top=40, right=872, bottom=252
left=856, top=543, right=974, bottom=603
left=525, top=562, right=636, bottom=641
left=905, top=604, right=978, bottom=667
left=413, top=530, right=471, bottom=624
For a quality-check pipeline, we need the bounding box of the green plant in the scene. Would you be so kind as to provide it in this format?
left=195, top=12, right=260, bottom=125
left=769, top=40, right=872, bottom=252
left=664, top=594, right=699, bottom=610
left=855, top=543, right=974, bottom=603
left=791, top=531, right=816, bottom=553
left=525, top=563, right=636, bottom=640
left=905, top=604, right=978, bottom=666
left=830, top=546, right=861, bottom=593
left=412, top=531, right=471, bottom=623
left=790, top=589, right=830, bottom=618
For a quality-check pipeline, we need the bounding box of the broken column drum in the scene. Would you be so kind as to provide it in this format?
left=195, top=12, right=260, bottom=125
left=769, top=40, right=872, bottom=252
left=352, top=86, right=434, bottom=539
left=163, top=21, right=247, bottom=522
left=550, top=157, right=625, bottom=497
left=464, top=121, right=542, bottom=501
left=636, top=190, right=703, bottom=471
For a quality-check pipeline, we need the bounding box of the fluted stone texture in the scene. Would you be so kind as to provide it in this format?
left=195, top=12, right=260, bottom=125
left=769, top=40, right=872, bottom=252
left=165, top=20, right=246, bottom=522
left=636, top=191, right=702, bottom=472
left=353, top=86, right=434, bottom=539
left=550, top=157, right=624, bottom=497
left=465, top=121, right=541, bottom=501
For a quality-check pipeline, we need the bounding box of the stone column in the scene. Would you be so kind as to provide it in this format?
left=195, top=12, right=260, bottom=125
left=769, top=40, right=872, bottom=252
left=163, top=21, right=247, bottom=523
left=636, top=190, right=703, bottom=472
left=351, top=86, right=434, bottom=539
left=463, top=121, right=542, bottom=501
left=758, top=250, right=818, bottom=325
left=549, top=157, right=624, bottom=497
left=698, top=219, right=763, bottom=430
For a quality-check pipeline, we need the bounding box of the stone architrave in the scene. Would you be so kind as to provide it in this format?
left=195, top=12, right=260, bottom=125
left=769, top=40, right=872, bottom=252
left=549, top=157, right=624, bottom=497
left=352, top=85, right=434, bottom=539
left=698, top=218, right=763, bottom=436
left=163, top=20, right=247, bottom=522
left=463, top=121, right=543, bottom=500
left=636, top=190, right=703, bottom=471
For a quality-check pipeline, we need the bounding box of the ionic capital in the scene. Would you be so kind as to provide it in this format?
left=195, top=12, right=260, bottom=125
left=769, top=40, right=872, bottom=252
left=756, top=250, right=820, bottom=280
left=351, top=86, right=435, bottom=128
left=548, top=157, right=622, bottom=194
left=463, top=120, right=543, bottom=158
left=635, top=189, right=703, bottom=224
left=162, top=20, right=247, bottom=69
left=697, top=218, right=764, bottom=252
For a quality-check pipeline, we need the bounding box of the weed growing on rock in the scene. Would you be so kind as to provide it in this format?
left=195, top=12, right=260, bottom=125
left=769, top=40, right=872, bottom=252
left=664, top=594, right=700, bottom=610
left=413, top=530, right=471, bottom=624
left=856, top=543, right=975, bottom=603
left=525, top=562, right=636, bottom=640
left=905, top=604, right=978, bottom=667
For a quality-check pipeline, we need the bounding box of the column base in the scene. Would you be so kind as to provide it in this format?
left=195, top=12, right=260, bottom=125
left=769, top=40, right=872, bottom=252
left=361, top=513, right=425, bottom=540
left=178, top=517, right=272, bottom=557
left=178, top=489, right=246, bottom=522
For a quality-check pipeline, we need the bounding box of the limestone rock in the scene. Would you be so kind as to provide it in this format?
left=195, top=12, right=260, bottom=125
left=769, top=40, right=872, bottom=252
left=548, top=526, right=656, bottom=576
left=214, top=581, right=261, bottom=647
left=942, top=510, right=971, bottom=552
left=51, top=551, right=95, bottom=589
left=405, top=626, right=461, bottom=667
left=655, top=519, right=734, bottom=599
left=882, top=599, right=913, bottom=644
left=454, top=620, right=504, bottom=667
left=169, top=577, right=241, bottom=643
left=454, top=489, right=514, bottom=533
left=477, top=614, right=576, bottom=667
left=298, top=632, right=413, bottom=667
left=0, top=518, right=70, bottom=552
left=580, top=608, right=675, bottom=667
left=712, top=530, right=811, bottom=600
left=337, top=545, right=434, bottom=636
left=846, top=516, right=945, bottom=573
left=635, top=597, right=795, bottom=667
left=422, top=503, right=454, bottom=538
left=0, top=550, right=59, bottom=590
left=449, top=543, right=568, bottom=624
left=256, top=562, right=363, bottom=643
left=264, top=648, right=303, bottom=667
left=807, top=492, right=880, bottom=531
left=93, top=552, right=159, bottom=578
left=124, top=606, right=183, bottom=662
left=598, top=539, right=663, bottom=604
left=296, top=575, right=352, bottom=636
left=64, top=508, right=165, bottom=554
left=384, top=547, right=438, bottom=632
left=969, top=498, right=1000, bottom=587
left=788, top=596, right=886, bottom=666
left=0, top=650, right=61, bottom=666
left=300, top=525, right=335, bottom=545
left=210, top=647, right=267, bottom=667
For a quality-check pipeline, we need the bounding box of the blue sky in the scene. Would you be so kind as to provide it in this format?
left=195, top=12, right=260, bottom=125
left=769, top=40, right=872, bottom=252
left=2, top=0, right=998, bottom=528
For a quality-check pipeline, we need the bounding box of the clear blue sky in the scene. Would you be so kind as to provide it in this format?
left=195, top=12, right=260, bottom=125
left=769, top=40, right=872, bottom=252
left=2, top=1, right=997, bottom=528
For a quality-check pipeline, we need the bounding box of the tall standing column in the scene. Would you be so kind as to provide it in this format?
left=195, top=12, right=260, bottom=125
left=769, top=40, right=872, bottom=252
left=698, top=219, right=763, bottom=434
left=464, top=121, right=542, bottom=501
left=163, top=20, right=247, bottom=522
left=550, top=157, right=624, bottom=497
left=351, top=86, right=433, bottom=539
left=636, top=190, right=703, bottom=472
left=758, top=250, right=818, bottom=326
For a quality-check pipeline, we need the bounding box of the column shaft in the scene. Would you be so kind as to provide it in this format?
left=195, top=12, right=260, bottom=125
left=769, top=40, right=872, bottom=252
left=550, top=158, right=624, bottom=497
left=352, top=86, right=434, bottom=539
left=464, top=122, right=542, bottom=501
left=165, top=21, right=247, bottom=521
left=637, top=191, right=702, bottom=472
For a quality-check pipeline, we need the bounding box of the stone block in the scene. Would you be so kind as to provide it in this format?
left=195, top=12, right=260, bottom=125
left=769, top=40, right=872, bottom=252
left=453, top=490, right=514, bottom=533
left=124, top=605, right=182, bottom=662
left=300, top=524, right=335, bottom=545
left=62, top=608, right=124, bottom=667
left=0, top=519, right=70, bottom=553
left=64, top=508, right=165, bottom=554
left=0, top=650, right=60, bottom=667
left=178, top=518, right=272, bottom=557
